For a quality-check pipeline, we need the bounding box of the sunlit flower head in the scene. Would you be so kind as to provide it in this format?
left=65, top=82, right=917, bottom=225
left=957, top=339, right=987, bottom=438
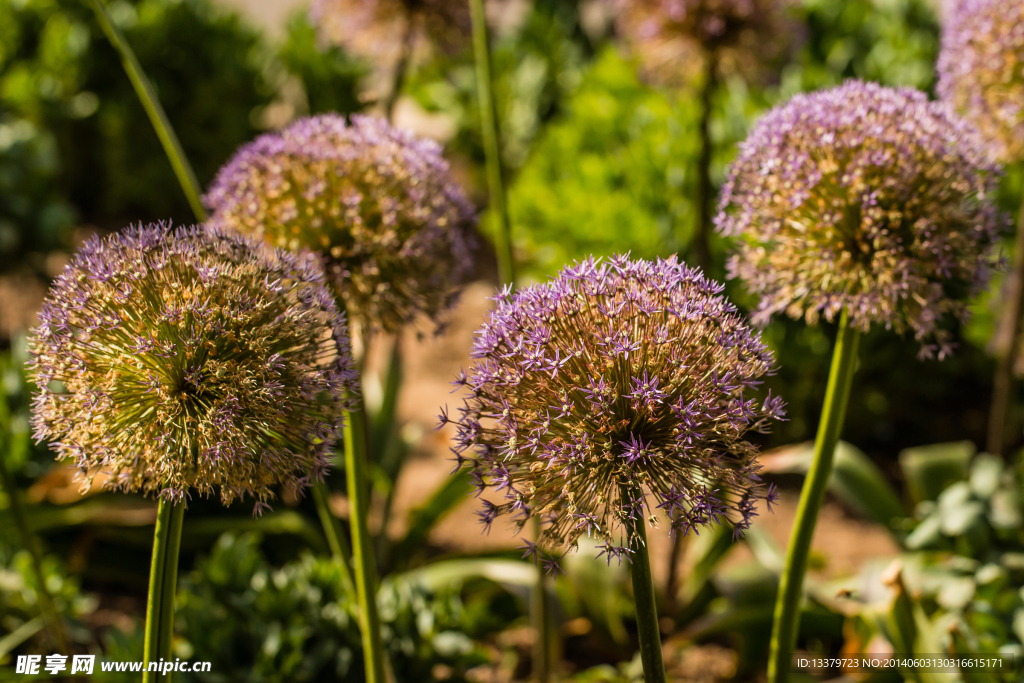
left=440, top=255, right=784, bottom=568
left=716, top=81, right=1003, bottom=359
left=937, top=0, right=1024, bottom=163
left=28, top=223, right=357, bottom=512
left=616, top=0, right=795, bottom=86
left=205, top=114, right=476, bottom=333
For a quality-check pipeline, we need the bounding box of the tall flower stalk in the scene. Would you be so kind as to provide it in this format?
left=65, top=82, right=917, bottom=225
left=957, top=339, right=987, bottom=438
left=85, top=0, right=205, bottom=221
left=469, top=0, right=514, bottom=286
left=311, top=0, right=470, bottom=119
left=937, top=0, right=1024, bottom=455
left=716, top=81, right=1002, bottom=683
left=28, top=224, right=354, bottom=680
left=616, top=0, right=794, bottom=273
left=442, top=255, right=785, bottom=683
left=206, top=114, right=475, bottom=683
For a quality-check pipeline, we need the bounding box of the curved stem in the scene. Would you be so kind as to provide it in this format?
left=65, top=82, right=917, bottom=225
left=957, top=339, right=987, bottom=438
left=768, top=310, right=860, bottom=683
left=143, top=498, right=184, bottom=682
left=86, top=0, right=206, bottom=221
left=664, top=528, right=687, bottom=612
left=988, top=191, right=1024, bottom=456
left=625, top=492, right=666, bottom=683
left=469, top=0, right=514, bottom=285
left=345, top=389, right=386, bottom=683
left=312, top=479, right=355, bottom=592
left=692, top=50, right=716, bottom=273
left=531, top=517, right=551, bottom=683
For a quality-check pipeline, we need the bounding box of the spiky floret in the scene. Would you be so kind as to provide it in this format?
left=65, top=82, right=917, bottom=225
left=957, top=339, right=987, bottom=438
left=616, top=0, right=794, bottom=85
left=441, top=255, right=784, bottom=568
left=716, top=80, right=1003, bottom=359
left=937, top=0, right=1024, bottom=163
left=204, top=114, right=476, bottom=333
left=28, top=223, right=357, bottom=511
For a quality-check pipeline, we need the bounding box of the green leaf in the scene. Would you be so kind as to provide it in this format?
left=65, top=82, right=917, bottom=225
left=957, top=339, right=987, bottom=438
left=678, top=521, right=736, bottom=604
left=761, top=441, right=906, bottom=535
left=969, top=454, right=1004, bottom=500
left=398, top=558, right=538, bottom=593
left=899, top=441, right=975, bottom=506
left=389, top=470, right=473, bottom=570
left=949, top=623, right=1000, bottom=683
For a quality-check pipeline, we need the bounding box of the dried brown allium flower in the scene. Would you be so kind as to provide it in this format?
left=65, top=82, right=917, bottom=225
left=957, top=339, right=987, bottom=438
left=204, top=114, right=476, bottom=333
left=310, top=0, right=470, bottom=74
left=715, top=80, right=1004, bottom=359
left=28, top=223, right=357, bottom=512
left=615, top=0, right=795, bottom=86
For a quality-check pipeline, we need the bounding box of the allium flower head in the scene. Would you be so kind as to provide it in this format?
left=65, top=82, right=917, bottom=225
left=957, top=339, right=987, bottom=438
left=616, top=0, right=794, bottom=86
left=28, top=223, right=357, bottom=510
left=716, top=80, right=1003, bottom=359
left=441, top=255, right=785, bottom=562
left=311, top=0, right=469, bottom=72
left=937, top=0, right=1024, bottom=163
left=205, top=114, right=476, bottom=333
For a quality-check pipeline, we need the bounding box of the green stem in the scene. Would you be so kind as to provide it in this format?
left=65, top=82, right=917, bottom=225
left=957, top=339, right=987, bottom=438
left=384, top=17, right=415, bottom=122
left=156, top=501, right=185, bottom=680
left=987, top=190, right=1024, bottom=456
left=345, top=389, right=386, bottom=683
left=0, top=448, right=69, bottom=654
left=625, top=492, right=666, bottom=683
left=531, top=517, right=551, bottom=683
left=768, top=310, right=860, bottom=683
left=469, top=0, right=514, bottom=285
left=693, top=50, right=716, bottom=273
left=86, top=0, right=206, bottom=221
left=312, top=479, right=355, bottom=591
left=143, top=498, right=184, bottom=682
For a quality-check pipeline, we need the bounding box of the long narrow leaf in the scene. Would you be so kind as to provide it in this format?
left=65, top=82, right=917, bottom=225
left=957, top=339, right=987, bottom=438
left=390, top=469, right=473, bottom=570
left=761, top=441, right=907, bottom=536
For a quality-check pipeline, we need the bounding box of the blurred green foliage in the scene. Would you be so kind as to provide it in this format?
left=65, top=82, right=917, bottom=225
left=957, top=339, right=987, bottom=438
left=787, top=0, right=941, bottom=93
left=277, top=9, right=364, bottom=118
left=0, top=0, right=363, bottom=276
left=507, top=49, right=699, bottom=277
left=900, top=451, right=1024, bottom=671
left=0, top=549, right=95, bottom=661
left=175, top=532, right=491, bottom=683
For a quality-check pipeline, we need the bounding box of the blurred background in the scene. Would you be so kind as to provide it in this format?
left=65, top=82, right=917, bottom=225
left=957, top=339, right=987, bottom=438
left=2, top=0, right=1023, bottom=681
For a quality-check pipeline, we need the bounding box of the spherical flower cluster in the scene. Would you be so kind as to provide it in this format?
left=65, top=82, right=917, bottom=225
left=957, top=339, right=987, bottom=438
left=716, top=81, right=1003, bottom=359
left=28, top=223, right=357, bottom=511
left=616, top=0, right=794, bottom=86
left=937, top=0, right=1024, bottom=163
left=441, top=255, right=784, bottom=566
left=204, top=114, right=476, bottom=333
left=310, top=0, right=469, bottom=74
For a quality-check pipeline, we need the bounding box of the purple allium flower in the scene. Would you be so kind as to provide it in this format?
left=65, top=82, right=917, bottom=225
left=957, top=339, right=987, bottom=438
left=310, top=0, right=470, bottom=74
left=937, top=0, right=1024, bottom=163
left=716, top=80, right=1004, bottom=359
left=616, top=0, right=795, bottom=86
left=28, top=223, right=357, bottom=511
left=204, top=114, right=476, bottom=333
left=443, top=255, right=784, bottom=558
